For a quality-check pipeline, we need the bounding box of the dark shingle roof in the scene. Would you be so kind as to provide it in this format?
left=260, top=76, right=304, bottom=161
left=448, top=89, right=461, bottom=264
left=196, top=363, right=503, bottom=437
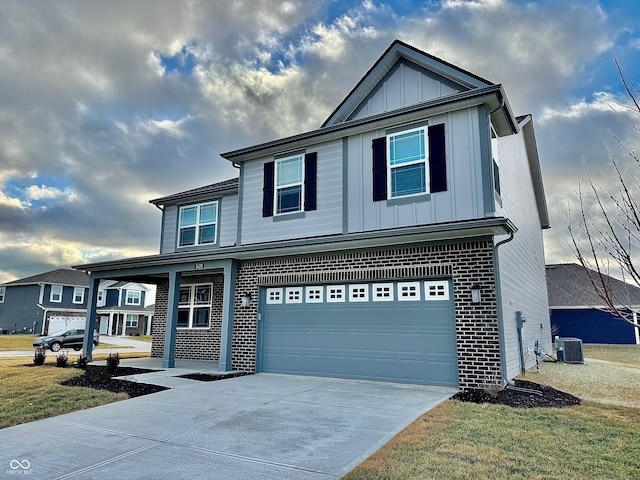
left=546, top=263, right=640, bottom=307
left=150, top=178, right=239, bottom=205
left=2, top=269, right=90, bottom=287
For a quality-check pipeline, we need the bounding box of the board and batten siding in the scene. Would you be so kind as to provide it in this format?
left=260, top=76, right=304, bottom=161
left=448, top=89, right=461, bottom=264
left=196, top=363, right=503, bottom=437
left=240, top=139, right=343, bottom=245
left=159, top=194, right=239, bottom=254
left=347, top=108, right=486, bottom=234
left=349, top=60, right=464, bottom=121
left=493, top=123, right=551, bottom=379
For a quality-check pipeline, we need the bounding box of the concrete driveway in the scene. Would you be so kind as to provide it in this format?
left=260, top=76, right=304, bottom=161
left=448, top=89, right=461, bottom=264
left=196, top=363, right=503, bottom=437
left=1, top=373, right=456, bottom=480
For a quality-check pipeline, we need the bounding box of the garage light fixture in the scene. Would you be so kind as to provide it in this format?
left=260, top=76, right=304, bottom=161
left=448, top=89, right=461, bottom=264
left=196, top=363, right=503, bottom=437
left=241, top=293, right=252, bottom=308
left=471, top=284, right=481, bottom=304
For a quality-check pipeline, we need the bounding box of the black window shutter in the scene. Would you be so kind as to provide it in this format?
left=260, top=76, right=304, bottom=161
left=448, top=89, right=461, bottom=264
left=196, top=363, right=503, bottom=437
left=428, top=123, right=447, bottom=193
left=262, top=161, right=274, bottom=217
left=304, top=152, right=317, bottom=211
left=372, top=137, right=387, bottom=201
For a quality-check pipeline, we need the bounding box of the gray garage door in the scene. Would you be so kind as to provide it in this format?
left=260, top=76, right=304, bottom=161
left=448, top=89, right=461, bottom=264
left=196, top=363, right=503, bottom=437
left=259, top=280, right=458, bottom=387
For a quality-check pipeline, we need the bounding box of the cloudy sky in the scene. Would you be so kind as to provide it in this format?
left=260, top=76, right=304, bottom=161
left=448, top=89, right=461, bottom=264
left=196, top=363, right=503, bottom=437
left=1, top=0, right=639, bottom=282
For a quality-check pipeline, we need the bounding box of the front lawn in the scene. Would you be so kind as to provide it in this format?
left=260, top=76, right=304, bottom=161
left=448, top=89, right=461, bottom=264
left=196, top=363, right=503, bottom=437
left=343, top=345, right=640, bottom=480
left=0, top=334, right=37, bottom=350
left=0, top=352, right=151, bottom=429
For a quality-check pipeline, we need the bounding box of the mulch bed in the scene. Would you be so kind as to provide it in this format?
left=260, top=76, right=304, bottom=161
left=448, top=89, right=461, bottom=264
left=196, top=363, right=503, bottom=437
left=453, top=379, right=581, bottom=408
left=60, top=365, right=169, bottom=398
left=177, top=372, right=250, bottom=382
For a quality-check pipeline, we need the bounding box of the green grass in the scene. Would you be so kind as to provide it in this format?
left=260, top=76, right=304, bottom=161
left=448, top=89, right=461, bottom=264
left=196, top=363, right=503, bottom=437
left=343, top=345, right=640, bottom=480
left=0, top=356, right=127, bottom=429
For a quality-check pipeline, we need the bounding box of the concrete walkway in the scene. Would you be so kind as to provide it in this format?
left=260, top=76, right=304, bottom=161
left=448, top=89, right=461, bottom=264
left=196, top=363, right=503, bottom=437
left=0, top=371, right=456, bottom=480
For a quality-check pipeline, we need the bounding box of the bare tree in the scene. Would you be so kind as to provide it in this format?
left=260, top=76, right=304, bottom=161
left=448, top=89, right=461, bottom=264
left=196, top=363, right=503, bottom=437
left=565, top=53, right=640, bottom=326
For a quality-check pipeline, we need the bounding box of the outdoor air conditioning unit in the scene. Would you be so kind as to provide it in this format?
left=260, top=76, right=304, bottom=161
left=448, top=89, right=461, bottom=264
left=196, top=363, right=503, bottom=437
left=555, top=338, right=585, bottom=364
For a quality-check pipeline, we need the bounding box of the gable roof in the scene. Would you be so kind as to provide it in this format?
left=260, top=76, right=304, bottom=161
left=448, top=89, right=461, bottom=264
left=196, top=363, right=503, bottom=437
left=546, top=263, right=640, bottom=307
left=150, top=177, right=239, bottom=206
left=322, top=39, right=496, bottom=128
left=2, top=269, right=89, bottom=287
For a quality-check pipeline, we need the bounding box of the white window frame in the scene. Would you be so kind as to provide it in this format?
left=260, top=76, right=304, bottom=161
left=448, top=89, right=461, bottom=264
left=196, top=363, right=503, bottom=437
left=387, top=126, right=429, bottom=198
left=305, top=286, right=323, bottom=303
left=177, top=283, right=212, bottom=329
left=349, top=284, right=369, bottom=302
left=125, top=290, right=142, bottom=306
left=398, top=282, right=421, bottom=301
left=326, top=285, right=345, bottom=303
left=125, top=314, right=139, bottom=328
left=72, top=287, right=85, bottom=304
left=285, top=287, right=303, bottom=304
left=177, top=201, right=219, bottom=248
left=425, top=281, right=450, bottom=301
left=0, top=286, right=5, bottom=303
left=50, top=285, right=63, bottom=303
left=372, top=283, right=394, bottom=302
left=274, top=155, right=304, bottom=215
left=266, top=288, right=283, bottom=304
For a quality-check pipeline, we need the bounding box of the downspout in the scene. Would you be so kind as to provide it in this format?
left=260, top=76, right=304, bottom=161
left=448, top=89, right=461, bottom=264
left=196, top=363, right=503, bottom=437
left=493, top=231, right=514, bottom=386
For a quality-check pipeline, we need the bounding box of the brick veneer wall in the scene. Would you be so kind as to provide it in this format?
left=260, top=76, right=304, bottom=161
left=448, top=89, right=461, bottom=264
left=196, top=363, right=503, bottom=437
left=152, top=240, right=501, bottom=388
left=151, top=275, right=223, bottom=360
left=232, top=240, right=500, bottom=389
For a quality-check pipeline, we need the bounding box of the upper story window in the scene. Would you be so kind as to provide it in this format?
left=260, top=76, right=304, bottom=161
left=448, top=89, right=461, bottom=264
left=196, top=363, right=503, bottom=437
left=388, top=127, right=427, bottom=197
left=372, top=123, right=447, bottom=201
left=491, top=124, right=501, bottom=198
left=0, top=287, right=5, bottom=303
left=178, top=201, right=218, bottom=247
left=276, top=155, right=304, bottom=214
left=50, top=285, right=63, bottom=303
left=125, top=290, right=141, bottom=306
left=97, top=290, right=104, bottom=302
left=73, top=287, right=85, bottom=304
left=262, top=153, right=317, bottom=218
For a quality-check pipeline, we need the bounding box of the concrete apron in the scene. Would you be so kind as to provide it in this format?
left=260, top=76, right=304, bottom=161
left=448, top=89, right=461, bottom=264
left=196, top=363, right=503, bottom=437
left=1, top=373, right=456, bottom=480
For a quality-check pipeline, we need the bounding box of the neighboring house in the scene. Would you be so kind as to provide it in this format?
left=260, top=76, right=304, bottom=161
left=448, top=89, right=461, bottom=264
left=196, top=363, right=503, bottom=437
left=95, top=281, right=154, bottom=336
left=0, top=269, right=90, bottom=335
left=0, top=269, right=155, bottom=336
left=75, top=40, right=551, bottom=389
left=547, top=263, right=640, bottom=345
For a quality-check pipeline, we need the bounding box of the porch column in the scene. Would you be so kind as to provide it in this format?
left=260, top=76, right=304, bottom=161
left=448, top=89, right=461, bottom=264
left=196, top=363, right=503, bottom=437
left=108, top=312, right=114, bottom=336
left=83, top=277, right=100, bottom=361
left=146, top=315, right=152, bottom=336
left=163, top=270, right=181, bottom=368
left=219, top=260, right=238, bottom=372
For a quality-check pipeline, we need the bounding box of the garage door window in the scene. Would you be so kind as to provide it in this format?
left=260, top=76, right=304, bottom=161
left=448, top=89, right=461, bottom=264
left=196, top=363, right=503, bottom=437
left=349, top=284, right=369, bottom=302
left=398, top=282, right=421, bottom=301
left=266, top=288, right=283, bottom=304
left=305, top=287, right=323, bottom=303
left=327, top=285, right=345, bottom=303
left=373, top=283, right=394, bottom=302
left=286, top=287, right=303, bottom=303
left=177, top=284, right=212, bottom=328
left=425, top=281, right=449, bottom=300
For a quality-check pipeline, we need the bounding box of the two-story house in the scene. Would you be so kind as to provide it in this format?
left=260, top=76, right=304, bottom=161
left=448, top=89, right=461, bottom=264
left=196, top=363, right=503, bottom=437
left=0, top=269, right=90, bottom=335
left=95, top=281, right=154, bottom=336
left=75, top=40, right=550, bottom=389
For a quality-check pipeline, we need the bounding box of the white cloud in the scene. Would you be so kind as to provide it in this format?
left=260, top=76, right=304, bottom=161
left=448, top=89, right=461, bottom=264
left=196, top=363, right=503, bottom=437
left=25, top=185, right=77, bottom=202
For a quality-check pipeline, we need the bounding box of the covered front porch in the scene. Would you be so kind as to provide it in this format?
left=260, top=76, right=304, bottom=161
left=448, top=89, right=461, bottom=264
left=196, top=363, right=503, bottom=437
left=79, top=258, right=238, bottom=371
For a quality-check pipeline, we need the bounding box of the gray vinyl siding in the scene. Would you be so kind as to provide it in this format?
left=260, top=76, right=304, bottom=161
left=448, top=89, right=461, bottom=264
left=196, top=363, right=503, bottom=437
left=240, top=140, right=343, bottom=245
left=347, top=108, right=486, bottom=233
left=219, top=195, right=238, bottom=247
left=42, top=284, right=88, bottom=308
left=0, top=284, right=43, bottom=333
left=349, top=61, right=463, bottom=121
left=493, top=127, right=551, bottom=380
left=160, top=194, right=238, bottom=253
left=160, top=205, right=178, bottom=254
